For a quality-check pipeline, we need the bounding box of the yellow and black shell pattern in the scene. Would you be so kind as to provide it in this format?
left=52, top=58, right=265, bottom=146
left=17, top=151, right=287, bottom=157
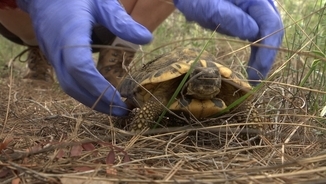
left=118, top=47, right=252, bottom=118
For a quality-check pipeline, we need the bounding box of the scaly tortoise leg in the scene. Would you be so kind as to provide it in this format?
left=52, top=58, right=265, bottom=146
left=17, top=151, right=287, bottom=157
left=231, top=103, right=264, bottom=140
left=130, top=96, right=167, bottom=132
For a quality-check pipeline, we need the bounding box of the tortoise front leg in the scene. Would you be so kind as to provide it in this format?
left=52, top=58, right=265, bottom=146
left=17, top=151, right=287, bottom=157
left=231, top=102, right=264, bottom=140
left=130, top=96, right=166, bottom=132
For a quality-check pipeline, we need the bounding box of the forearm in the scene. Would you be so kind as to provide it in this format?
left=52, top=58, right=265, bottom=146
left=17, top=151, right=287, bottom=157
left=0, top=7, right=37, bottom=45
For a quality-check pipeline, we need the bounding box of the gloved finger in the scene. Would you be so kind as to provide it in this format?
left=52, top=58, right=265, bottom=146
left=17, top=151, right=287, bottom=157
left=26, top=1, right=129, bottom=116
left=58, top=6, right=129, bottom=116
left=55, top=65, right=128, bottom=116
left=174, top=0, right=259, bottom=41
left=94, top=0, right=152, bottom=45
left=238, top=0, right=283, bottom=82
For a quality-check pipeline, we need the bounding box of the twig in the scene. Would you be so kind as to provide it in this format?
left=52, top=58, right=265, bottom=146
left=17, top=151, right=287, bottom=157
left=22, top=99, right=53, bottom=115
left=7, top=161, right=59, bottom=183
left=2, top=62, right=13, bottom=134
left=0, top=139, right=98, bottom=162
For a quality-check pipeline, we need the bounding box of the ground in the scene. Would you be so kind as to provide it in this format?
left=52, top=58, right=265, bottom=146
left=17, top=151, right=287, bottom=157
left=0, top=56, right=326, bottom=184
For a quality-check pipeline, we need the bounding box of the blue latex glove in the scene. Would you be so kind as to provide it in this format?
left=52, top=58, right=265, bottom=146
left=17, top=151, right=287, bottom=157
left=174, top=0, right=284, bottom=85
left=16, top=0, right=152, bottom=116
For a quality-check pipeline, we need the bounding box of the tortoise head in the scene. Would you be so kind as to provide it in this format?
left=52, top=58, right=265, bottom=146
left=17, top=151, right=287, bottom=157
left=186, top=67, right=221, bottom=100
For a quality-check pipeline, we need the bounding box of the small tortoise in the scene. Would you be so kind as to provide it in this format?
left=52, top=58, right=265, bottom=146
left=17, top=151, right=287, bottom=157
left=118, top=47, right=261, bottom=132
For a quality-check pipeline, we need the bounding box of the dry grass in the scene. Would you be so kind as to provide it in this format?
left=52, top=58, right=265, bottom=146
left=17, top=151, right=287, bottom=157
left=0, top=44, right=326, bottom=184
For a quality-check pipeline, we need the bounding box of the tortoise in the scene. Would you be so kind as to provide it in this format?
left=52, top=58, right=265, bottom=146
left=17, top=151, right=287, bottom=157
left=118, top=47, right=261, bottom=132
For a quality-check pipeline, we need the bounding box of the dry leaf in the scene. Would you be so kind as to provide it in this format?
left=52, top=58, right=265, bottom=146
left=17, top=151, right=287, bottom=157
left=106, top=150, right=115, bottom=165
left=82, top=142, right=95, bottom=151
left=0, top=137, right=13, bottom=152
left=82, top=142, right=98, bottom=156
left=70, top=145, right=83, bottom=157
left=123, top=154, right=131, bottom=163
left=0, top=167, right=10, bottom=178
left=56, top=149, right=65, bottom=159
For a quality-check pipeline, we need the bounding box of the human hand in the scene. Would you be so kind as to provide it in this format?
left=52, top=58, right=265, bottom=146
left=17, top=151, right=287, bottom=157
left=16, top=0, right=152, bottom=116
left=174, top=0, right=284, bottom=85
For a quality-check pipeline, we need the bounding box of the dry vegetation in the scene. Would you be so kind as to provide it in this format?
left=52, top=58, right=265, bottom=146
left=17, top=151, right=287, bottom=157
left=1, top=1, right=326, bottom=183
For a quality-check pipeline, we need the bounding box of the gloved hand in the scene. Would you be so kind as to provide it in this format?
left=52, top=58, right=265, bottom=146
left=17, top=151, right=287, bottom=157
left=174, top=0, right=284, bottom=85
left=16, top=0, right=152, bottom=116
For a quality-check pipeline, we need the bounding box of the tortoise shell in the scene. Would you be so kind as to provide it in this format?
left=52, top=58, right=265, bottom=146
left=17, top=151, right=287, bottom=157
left=118, top=47, right=252, bottom=131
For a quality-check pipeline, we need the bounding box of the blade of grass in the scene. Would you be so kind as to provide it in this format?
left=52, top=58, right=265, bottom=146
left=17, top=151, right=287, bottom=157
left=155, top=31, right=216, bottom=126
